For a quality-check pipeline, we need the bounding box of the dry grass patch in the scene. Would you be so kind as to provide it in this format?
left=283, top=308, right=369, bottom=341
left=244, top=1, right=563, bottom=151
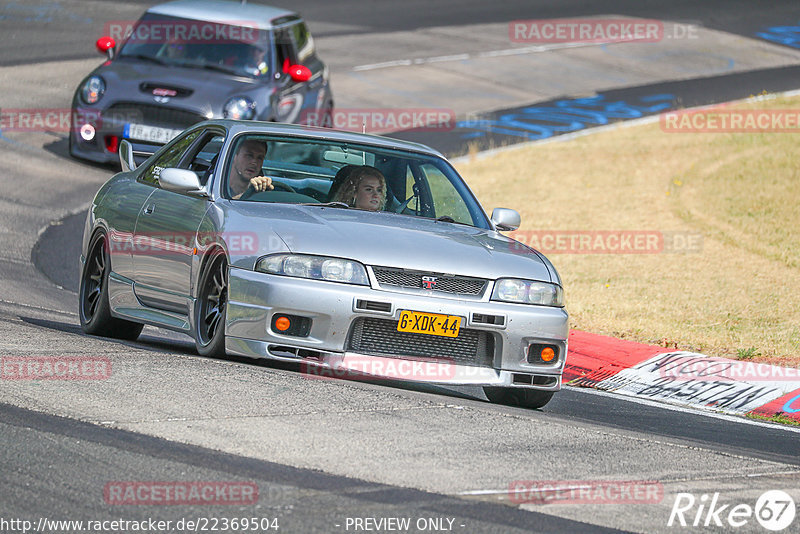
left=456, top=96, right=800, bottom=365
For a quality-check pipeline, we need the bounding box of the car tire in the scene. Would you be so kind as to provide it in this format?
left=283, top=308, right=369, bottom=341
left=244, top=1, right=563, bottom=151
left=483, top=387, right=555, bottom=409
left=194, top=253, right=228, bottom=358
left=79, top=231, right=144, bottom=340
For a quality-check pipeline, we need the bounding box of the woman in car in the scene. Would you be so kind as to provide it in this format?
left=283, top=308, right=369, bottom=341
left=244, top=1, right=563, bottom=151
left=331, top=166, right=387, bottom=211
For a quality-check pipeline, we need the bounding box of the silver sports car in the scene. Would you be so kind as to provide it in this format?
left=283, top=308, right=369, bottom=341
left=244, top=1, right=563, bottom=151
left=79, top=121, right=568, bottom=408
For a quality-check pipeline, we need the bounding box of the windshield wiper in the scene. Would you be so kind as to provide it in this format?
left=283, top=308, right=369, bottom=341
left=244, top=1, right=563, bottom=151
left=303, top=202, right=350, bottom=208
left=192, top=63, right=240, bottom=75
left=434, top=215, right=472, bottom=226
left=119, top=53, right=167, bottom=66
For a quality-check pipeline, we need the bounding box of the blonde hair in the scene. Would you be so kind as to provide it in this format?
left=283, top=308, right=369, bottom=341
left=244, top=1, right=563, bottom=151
left=332, top=166, right=387, bottom=210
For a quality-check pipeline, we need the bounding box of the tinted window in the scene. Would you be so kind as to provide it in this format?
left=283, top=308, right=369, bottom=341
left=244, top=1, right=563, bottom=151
left=140, top=130, right=202, bottom=186
left=187, top=133, right=226, bottom=185
left=274, top=28, right=297, bottom=74
left=291, top=22, right=314, bottom=61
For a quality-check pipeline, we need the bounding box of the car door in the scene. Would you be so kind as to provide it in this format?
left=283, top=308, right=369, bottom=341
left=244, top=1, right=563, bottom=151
left=131, top=128, right=223, bottom=314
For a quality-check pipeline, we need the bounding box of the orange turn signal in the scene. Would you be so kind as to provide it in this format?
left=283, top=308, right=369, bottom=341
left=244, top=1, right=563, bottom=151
left=274, top=316, right=291, bottom=331
left=541, top=347, right=556, bottom=362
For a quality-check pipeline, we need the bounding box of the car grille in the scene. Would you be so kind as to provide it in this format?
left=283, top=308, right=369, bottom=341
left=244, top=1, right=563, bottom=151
left=371, top=267, right=487, bottom=296
left=105, top=102, right=207, bottom=129
left=347, top=317, right=494, bottom=367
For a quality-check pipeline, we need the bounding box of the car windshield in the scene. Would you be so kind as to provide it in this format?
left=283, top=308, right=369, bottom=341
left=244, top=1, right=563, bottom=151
left=117, top=14, right=272, bottom=79
left=225, top=135, right=490, bottom=229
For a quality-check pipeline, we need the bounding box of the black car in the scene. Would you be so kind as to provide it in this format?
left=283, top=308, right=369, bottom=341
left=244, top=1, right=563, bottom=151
left=70, top=0, right=333, bottom=164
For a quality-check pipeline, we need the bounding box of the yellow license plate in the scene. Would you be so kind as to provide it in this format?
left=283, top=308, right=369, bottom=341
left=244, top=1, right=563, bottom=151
left=397, top=310, right=461, bottom=338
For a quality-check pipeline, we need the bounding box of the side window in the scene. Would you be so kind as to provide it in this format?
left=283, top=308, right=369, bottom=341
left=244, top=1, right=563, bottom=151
left=186, top=133, right=226, bottom=185
left=402, top=165, right=433, bottom=216
left=404, top=166, right=419, bottom=213
left=421, top=164, right=473, bottom=224
left=291, top=22, right=314, bottom=61
left=139, top=130, right=202, bottom=186
left=274, top=28, right=297, bottom=75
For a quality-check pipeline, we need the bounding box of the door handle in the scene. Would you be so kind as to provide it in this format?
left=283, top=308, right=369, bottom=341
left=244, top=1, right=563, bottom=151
left=143, top=204, right=155, bottom=215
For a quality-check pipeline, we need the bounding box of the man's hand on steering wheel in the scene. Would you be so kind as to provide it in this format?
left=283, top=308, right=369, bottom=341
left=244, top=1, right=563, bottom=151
left=248, top=176, right=274, bottom=192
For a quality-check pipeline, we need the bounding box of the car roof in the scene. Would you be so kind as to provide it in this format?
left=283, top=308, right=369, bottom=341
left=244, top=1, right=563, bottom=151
left=204, top=120, right=447, bottom=159
left=147, top=0, right=299, bottom=31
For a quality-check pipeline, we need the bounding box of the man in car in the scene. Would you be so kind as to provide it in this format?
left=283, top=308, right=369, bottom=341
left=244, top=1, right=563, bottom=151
left=228, top=139, right=274, bottom=199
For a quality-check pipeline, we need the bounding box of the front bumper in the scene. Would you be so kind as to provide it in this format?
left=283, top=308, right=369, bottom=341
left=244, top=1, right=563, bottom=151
left=225, top=268, right=569, bottom=390
left=69, top=103, right=205, bottom=164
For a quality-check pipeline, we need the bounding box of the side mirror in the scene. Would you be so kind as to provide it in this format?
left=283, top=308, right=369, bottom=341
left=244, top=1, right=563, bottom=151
left=119, top=139, right=136, bottom=172
left=288, top=64, right=312, bottom=82
left=491, top=208, right=521, bottom=231
left=158, top=168, right=207, bottom=197
left=96, top=36, right=116, bottom=60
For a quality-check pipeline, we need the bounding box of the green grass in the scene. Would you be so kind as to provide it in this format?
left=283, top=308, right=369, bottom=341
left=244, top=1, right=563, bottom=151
left=457, top=95, right=800, bottom=365
left=746, top=413, right=800, bottom=427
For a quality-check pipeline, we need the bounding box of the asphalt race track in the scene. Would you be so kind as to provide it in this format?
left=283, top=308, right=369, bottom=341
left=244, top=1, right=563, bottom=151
left=2, top=1, right=800, bottom=533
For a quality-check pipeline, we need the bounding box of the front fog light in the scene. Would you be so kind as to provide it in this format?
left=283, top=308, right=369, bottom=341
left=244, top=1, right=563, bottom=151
left=80, top=124, right=96, bottom=141
left=528, top=344, right=559, bottom=364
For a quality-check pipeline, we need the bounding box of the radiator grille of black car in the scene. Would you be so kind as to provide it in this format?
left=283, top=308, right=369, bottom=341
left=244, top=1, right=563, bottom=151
left=371, top=267, right=487, bottom=296
left=105, top=103, right=207, bottom=128
left=347, top=317, right=494, bottom=367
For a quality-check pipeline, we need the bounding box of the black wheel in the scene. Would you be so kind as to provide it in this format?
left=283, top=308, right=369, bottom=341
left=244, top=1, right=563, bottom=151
left=483, top=387, right=555, bottom=409
left=79, top=231, right=143, bottom=340
left=194, top=254, right=228, bottom=357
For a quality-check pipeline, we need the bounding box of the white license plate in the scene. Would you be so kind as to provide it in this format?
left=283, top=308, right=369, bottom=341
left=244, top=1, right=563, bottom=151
left=124, top=123, right=182, bottom=144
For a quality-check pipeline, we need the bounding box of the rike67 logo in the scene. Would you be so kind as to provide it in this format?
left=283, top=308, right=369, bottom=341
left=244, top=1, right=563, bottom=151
left=668, top=490, right=796, bottom=531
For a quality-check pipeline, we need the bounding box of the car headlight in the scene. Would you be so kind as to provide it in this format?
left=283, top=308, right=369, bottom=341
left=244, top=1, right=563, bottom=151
left=255, top=254, right=369, bottom=285
left=491, top=278, right=564, bottom=307
left=80, top=76, right=106, bottom=105
left=223, top=96, right=256, bottom=120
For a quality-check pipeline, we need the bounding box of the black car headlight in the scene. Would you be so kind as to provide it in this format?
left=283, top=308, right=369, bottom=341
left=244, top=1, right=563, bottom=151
left=491, top=278, right=564, bottom=307
left=80, top=76, right=106, bottom=105
left=223, top=97, right=256, bottom=120
left=256, top=254, right=369, bottom=285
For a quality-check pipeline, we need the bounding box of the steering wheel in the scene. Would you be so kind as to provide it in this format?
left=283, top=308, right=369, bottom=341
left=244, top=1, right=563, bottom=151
left=239, top=181, right=296, bottom=200
left=272, top=181, right=296, bottom=193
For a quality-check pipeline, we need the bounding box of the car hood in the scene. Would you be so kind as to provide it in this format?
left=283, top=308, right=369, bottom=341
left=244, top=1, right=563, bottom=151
left=226, top=203, right=556, bottom=283
left=92, top=59, right=267, bottom=113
